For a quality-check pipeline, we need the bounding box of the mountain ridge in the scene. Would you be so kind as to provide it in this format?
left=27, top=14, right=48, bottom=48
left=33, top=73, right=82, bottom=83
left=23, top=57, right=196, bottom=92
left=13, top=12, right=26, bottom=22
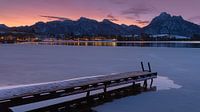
left=0, top=24, right=9, bottom=32
left=144, top=12, right=200, bottom=37
left=1, top=12, right=200, bottom=37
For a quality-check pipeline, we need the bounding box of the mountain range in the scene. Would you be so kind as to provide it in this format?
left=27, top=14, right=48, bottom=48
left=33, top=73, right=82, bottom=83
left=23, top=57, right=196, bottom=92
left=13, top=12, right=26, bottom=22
left=1, top=12, right=200, bottom=37
left=11, top=17, right=141, bottom=36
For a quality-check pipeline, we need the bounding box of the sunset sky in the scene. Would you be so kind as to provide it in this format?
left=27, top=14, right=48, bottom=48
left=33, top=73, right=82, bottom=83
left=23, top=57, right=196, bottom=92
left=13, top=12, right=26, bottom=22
left=0, top=0, right=200, bottom=27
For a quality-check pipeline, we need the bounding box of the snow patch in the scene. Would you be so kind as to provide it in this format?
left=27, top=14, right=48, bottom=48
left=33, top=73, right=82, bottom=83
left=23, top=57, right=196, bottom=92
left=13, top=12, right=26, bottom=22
left=154, top=76, right=182, bottom=90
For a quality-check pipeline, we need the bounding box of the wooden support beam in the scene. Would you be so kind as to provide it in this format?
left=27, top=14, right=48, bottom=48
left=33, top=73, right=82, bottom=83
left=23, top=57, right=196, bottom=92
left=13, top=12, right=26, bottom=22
left=104, top=84, right=107, bottom=93
left=150, top=79, right=154, bottom=87
left=148, top=62, right=152, bottom=72
left=143, top=80, right=148, bottom=88
left=141, top=62, right=145, bottom=71
left=132, top=82, right=135, bottom=86
left=86, top=91, right=90, bottom=97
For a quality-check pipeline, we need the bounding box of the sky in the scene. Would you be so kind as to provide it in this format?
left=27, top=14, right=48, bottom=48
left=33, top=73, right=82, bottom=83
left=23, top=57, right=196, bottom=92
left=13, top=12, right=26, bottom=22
left=0, top=0, right=200, bottom=27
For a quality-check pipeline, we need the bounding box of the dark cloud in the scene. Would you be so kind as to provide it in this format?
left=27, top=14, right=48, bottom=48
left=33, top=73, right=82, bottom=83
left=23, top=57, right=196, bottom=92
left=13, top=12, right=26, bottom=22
left=125, top=16, right=136, bottom=20
left=106, top=14, right=119, bottom=21
left=109, top=0, right=128, bottom=4
left=135, top=20, right=149, bottom=25
left=125, top=16, right=149, bottom=25
left=40, top=15, right=70, bottom=21
left=121, top=6, right=155, bottom=18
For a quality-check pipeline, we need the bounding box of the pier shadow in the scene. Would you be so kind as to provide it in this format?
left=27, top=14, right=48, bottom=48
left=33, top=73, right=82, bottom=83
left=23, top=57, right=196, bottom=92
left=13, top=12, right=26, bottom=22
left=29, top=84, right=157, bottom=112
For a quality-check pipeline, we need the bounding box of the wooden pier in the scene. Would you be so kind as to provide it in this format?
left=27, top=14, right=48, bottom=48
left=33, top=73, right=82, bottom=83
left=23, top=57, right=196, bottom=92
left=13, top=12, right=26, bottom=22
left=0, top=62, right=157, bottom=112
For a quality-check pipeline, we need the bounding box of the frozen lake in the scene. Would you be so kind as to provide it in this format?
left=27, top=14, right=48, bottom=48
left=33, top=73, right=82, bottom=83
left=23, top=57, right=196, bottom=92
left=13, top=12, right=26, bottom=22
left=0, top=44, right=200, bottom=112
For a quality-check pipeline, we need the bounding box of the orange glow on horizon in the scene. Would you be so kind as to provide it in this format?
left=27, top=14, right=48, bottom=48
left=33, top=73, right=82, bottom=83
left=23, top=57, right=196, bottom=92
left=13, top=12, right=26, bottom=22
left=0, top=0, right=199, bottom=28
left=1, top=17, right=146, bottom=28
left=0, top=0, right=149, bottom=28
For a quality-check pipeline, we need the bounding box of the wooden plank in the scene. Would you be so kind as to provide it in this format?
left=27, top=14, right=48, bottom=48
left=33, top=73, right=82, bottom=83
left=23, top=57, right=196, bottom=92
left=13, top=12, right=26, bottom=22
left=0, top=71, right=157, bottom=101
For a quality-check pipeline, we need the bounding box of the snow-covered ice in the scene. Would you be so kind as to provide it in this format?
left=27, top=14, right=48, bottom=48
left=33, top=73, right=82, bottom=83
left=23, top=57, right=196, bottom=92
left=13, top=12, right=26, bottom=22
left=0, top=44, right=200, bottom=112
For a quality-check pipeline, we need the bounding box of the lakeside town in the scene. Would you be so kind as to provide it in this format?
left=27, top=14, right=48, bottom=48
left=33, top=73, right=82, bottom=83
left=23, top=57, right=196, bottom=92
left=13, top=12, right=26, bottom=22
left=1, top=31, right=200, bottom=44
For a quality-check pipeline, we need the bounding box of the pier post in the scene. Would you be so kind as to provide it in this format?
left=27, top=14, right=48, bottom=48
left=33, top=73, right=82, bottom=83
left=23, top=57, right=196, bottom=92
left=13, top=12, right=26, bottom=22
left=86, top=91, right=92, bottom=105
left=148, top=62, right=152, bottom=72
left=104, top=84, right=107, bottom=93
left=150, top=79, right=154, bottom=87
left=143, top=80, right=148, bottom=88
left=132, top=82, right=135, bottom=86
left=141, top=62, right=145, bottom=71
left=86, top=91, right=90, bottom=97
left=103, top=83, right=108, bottom=99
